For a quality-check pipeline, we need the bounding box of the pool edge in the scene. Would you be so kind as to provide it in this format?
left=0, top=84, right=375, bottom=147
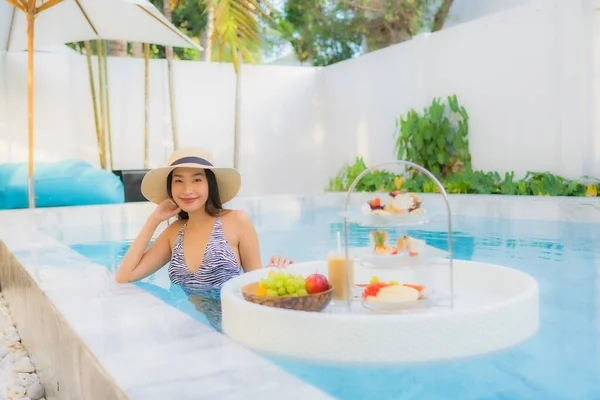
left=0, top=240, right=129, bottom=400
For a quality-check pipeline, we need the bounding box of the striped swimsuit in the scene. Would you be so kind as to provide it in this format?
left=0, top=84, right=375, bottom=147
left=168, top=216, right=242, bottom=291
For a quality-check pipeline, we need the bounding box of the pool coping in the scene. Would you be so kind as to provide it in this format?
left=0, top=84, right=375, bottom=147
left=0, top=193, right=598, bottom=399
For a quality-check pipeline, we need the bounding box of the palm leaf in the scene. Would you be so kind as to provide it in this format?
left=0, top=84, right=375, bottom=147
left=206, top=0, right=273, bottom=72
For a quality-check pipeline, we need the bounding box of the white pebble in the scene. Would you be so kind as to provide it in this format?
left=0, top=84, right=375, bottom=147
left=3, top=337, right=19, bottom=347
left=0, top=293, right=44, bottom=399
left=12, top=352, right=27, bottom=364
left=25, top=382, right=43, bottom=400
left=7, top=385, right=26, bottom=399
left=6, top=344, right=24, bottom=354
left=12, top=358, right=34, bottom=374
left=2, top=353, right=14, bottom=367
left=15, top=376, right=28, bottom=388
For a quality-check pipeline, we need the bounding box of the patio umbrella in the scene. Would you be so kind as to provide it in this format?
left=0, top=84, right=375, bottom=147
left=1, top=0, right=202, bottom=208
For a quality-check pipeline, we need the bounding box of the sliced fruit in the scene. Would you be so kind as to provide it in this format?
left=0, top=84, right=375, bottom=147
left=256, top=287, right=267, bottom=296
left=375, top=285, right=420, bottom=302
left=371, top=230, right=388, bottom=248
left=394, top=177, right=403, bottom=190
left=361, top=282, right=390, bottom=299
left=368, top=198, right=382, bottom=209
left=403, top=283, right=425, bottom=292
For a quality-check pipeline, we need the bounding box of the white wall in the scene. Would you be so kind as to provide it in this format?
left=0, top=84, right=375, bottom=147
left=237, top=64, right=323, bottom=195
left=0, top=51, right=97, bottom=165
left=0, top=0, right=598, bottom=198
left=0, top=51, right=321, bottom=196
left=321, top=0, right=597, bottom=180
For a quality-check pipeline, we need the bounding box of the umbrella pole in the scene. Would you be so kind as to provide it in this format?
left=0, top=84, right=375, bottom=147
left=84, top=41, right=103, bottom=168
left=26, top=9, right=35, bottom=208
left=144, top=43, right=149, bottom=169
left=102, top=41, right=114, bottom=170
left=166, top=50, right=178, bottom=151
left=96, top=41, right=107, bottom=169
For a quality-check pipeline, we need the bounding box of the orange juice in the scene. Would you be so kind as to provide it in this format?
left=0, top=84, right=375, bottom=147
left=327, top=251, right=355, bottom=301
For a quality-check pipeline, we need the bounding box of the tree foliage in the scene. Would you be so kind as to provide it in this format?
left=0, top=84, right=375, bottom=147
left=274, top=0, right=363, bottom=66
left=278, top=0, right=455, bottom=66
left=207, top=0, right=273, bottom=71
left=67, top=0, right=455, bottom=68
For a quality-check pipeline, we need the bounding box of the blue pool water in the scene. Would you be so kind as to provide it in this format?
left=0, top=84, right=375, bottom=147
left=70, top=208, right=600, bottom=400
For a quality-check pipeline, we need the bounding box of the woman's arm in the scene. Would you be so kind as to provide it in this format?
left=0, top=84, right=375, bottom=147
left=114, top=218, right=177, bottom=283
left=235, top=211, right=264, bottom=272
left=235, top=211, right=293, bottom=272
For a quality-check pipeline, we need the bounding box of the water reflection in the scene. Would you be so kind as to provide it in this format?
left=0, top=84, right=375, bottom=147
left=131, top=280, right=224, bottom=332
left=184, top=285, right=223, bottom=332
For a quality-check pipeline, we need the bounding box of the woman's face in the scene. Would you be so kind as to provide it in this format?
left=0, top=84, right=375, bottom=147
left=170, top=167, right=209, bottom=212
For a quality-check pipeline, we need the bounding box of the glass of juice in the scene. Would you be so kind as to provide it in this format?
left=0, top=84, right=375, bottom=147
left=327, top=250, right=355, bottom=302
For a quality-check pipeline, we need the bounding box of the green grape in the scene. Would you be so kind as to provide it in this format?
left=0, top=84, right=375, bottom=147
left=277, top=287, right=287, bottom=295
left=266, top=289, right=279, bottom=297
left=289, top=293, right=299, bottom=297
left=286, top=285, right=296, bottom=294
left=295, top=279, right=305, bottom=289
left=295, top=274, right=305, bottom=280
left=389, top=280, right=399, bottom=286
left=297, top=288, right=308, bottom=296
left=286, top=278, right=296, bottom=287
left=370, top=276, right=381, bottom=284
left=266, top=278, right=277, bottom=290
left=275, top=280, right=284, bottom=289
left=276, top=271, right=288, bottom=281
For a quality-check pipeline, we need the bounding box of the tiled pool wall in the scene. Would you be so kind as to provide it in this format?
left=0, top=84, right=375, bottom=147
left=0, top=193, right=598, bottom=399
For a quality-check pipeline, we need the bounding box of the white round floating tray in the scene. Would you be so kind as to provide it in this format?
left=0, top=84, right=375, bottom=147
left=221, top=260, right=539, bottom=364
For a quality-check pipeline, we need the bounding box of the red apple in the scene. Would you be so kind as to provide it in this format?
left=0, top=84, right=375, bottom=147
left=305, top=274, right=329, bottom=294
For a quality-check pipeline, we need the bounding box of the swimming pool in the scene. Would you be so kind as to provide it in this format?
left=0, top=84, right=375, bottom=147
left=70, top=206, right=600, bottom=400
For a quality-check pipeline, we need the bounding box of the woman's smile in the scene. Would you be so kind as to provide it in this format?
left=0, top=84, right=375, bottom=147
left=179, top=197, right=199, bottom=205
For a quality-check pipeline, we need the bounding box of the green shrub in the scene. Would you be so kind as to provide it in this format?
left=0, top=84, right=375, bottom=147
left=395, top=95, right=471, bottom=177
left=327, top=95, right=599, bottom=197
left=326, top=157, right=597, bottom=197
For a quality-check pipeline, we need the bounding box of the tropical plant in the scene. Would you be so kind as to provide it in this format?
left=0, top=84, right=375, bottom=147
left=395, top=95, right=471, bottom=178
left=326, top=157, right=598, bottom=197
left=207, top=0, right=274, bottom=72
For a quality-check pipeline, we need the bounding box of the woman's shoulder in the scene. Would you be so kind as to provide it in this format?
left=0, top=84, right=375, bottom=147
left=162, top=218, right=186, bottom=236
left=220, top=209, right=253, bottom=225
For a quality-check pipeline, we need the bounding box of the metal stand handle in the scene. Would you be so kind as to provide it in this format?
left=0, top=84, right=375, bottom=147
left=341, top=160, right=454, bottom=311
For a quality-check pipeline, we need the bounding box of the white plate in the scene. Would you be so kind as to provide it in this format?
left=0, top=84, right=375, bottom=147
left=338, top=210, right=430, bottom=227
left=352, top=245, right=449, bottom=269
left=356, top=286, right=452, bottom=313
left=361, top=297, right=437, bottom=313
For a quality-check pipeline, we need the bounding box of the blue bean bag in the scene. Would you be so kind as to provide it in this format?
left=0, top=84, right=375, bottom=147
left=0, top=160, right=125, bottom=209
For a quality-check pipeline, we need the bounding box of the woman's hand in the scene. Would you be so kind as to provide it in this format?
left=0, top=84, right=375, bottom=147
left=268, top=255, right=294, bottom=269
left=150, top=199, right=181, bottom=223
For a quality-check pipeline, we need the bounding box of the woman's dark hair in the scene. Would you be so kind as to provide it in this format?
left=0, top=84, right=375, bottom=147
left=166, top=169, right=223, bottom=219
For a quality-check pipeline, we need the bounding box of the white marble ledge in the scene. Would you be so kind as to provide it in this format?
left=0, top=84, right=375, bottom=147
left=2, top=235, right=333, bottom=399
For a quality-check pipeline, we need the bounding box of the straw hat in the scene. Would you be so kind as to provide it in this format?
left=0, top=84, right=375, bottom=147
left=141, top=148, right=241, bottom=205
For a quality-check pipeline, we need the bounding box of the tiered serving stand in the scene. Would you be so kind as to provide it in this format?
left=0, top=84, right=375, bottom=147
left=221, top=161, right=540, bottom=364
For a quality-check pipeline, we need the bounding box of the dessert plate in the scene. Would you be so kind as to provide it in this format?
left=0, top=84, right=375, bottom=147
left=338, top=210, right=430, bottom=227
left=352, top=245, right=449, bottom=269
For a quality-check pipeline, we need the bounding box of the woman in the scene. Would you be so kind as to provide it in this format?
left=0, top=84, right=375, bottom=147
left=115, top=147, right=293, bottom=288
